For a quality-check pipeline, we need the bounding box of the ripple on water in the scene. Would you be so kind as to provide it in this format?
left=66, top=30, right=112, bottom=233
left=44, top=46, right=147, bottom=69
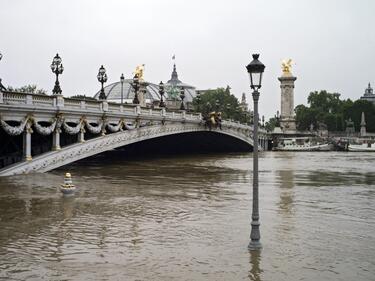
left=0, top=152, right=374, bottom=280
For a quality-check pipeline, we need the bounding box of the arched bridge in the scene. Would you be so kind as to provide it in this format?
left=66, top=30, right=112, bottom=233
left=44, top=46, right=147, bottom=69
left=0, top=90, right=270, bottom=176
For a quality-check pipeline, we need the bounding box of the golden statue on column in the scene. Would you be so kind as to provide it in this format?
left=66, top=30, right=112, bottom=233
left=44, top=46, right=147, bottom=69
left=134, top=64, right=145, bottom=81
left=281, top=59, right=293, bottom=76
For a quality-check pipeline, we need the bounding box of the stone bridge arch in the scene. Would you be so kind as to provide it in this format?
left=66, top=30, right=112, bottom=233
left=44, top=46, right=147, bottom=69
left=0, top=123, right=254, bottom=176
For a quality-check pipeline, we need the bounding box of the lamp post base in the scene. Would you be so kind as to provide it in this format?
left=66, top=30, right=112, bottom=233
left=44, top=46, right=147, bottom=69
left=248, top=240, right=262, bottom=250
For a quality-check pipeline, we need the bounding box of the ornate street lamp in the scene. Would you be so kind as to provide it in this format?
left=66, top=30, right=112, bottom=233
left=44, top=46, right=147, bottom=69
left=180, top=87, right=185, bottom=110
left=97, top=65, right=108, bottom=100
left=262, top=115, right=265, bottom=127
left=159, top=81, right=165, bottom=107
left=120, top=73, right=125, bottom=104
left=132, top=73, right=140, bottom=104
left=50, top=53, right=64, bottom=95
left=246, top=53, right=265, bottom=250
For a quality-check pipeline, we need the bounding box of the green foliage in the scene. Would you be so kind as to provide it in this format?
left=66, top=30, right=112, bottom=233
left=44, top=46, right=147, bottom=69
left=70, top=94, right=97, bottom=101
left=343, top=100, right=375, bottom=132
left=265, top=117, right=279, bottom=132
left=295, top=90, right=375, bottom=132
left=192, top=86, right=250, bottom=123
left=7, top=84, right=47, bottom=95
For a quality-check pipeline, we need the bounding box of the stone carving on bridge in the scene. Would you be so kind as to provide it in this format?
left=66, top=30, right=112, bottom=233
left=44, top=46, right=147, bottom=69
left=85, top=119, right=104, bottom=134
left=106, top=120, right=124, bottom=133
left=0, top=115, right=29, bottom=136
left=62, top=119, right=84, bottom=135
left=33, top=118, right=57, bottom=136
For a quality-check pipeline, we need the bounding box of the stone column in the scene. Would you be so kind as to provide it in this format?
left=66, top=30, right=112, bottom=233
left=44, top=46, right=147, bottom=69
left=52, top=128, right=61, bottom=151
left=23, top=121, right=33, bottom=161
left=101, top=120, right=106, bottom=136
left=78, top=126, right=85, bottom=143
left=278, top=74, right=297, bottom=131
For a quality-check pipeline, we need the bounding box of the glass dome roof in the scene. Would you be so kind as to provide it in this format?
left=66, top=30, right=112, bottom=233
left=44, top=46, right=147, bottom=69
left=93, top=64, right=197, bottom=103
left=93, top=79, right=162, bottom=102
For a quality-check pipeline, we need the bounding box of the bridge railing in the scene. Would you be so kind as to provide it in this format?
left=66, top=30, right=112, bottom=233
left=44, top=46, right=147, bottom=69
left=64, top=98, right=82, bottom=109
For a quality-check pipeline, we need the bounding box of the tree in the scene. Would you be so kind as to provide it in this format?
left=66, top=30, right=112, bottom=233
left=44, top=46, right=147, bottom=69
left=70, top=94, right=97, bottom=101
left=7, top=84, right=47, bottom=95
left=265, top=117, right=279, bottom=132
left=343, top=100, right=375, bottom=132
left=192, top=86, right=250, bottom=123
left=295, top=90, right=375, bottom=132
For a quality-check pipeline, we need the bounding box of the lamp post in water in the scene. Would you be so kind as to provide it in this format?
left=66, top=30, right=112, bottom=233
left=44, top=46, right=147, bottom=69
left=246, top=53, right=265, bottom=250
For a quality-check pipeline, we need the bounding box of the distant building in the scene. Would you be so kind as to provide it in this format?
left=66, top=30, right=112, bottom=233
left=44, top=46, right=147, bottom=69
left=93, top=63, right=197, bottom=110
left=360, top=83, right=375, bottom=104
left=239, top=93, right=249, bottom=112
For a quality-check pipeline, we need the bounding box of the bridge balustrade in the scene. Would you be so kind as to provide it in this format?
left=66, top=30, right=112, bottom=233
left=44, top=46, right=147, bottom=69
left=85, top=100, right=101, bottom=111
left=64, top=98, right=82, bottom=109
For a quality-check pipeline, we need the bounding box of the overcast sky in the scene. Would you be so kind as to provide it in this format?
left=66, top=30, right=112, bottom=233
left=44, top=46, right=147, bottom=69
left=1, top=0, right=374, bottom=118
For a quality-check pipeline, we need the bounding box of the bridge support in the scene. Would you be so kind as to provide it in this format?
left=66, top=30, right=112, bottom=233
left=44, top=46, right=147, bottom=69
left=23, top=123, right=32, bottom=161
left=52, top=129, right=61, bottom=151
left=78, top=127, right=85, bottom=143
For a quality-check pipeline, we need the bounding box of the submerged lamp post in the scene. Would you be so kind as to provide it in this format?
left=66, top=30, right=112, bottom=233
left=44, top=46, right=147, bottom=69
left=246, top=53, right=265, bottom=250
left=132, top=73, right=140, bottom=104
left=97, top=65, right=108, bottom=100
left=120, top=73, right=125, bottom=104
left=50, top=53, right=64, bottom=95
left=180, top=87, right=185, bottom=110
left=159, top=81, right=165, bottom=107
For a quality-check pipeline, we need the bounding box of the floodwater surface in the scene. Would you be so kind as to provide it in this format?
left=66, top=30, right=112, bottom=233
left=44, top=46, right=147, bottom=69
left=0, top=151, right=374, bottom=280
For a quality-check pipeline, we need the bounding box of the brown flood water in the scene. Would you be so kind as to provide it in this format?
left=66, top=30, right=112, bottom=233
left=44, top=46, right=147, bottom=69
left=0, top=151, right=374, bottom=280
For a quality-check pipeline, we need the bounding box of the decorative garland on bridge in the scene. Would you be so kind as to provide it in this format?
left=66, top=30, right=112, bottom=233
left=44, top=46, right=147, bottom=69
left=62, top=119, right=83, bottom=135
left=106, top=120, right=124, bottom=133
left=0, top=116, right=29, bottom=136
left=33, top=118, right=57, bottom=136
left=125, top=123, right=136, bottom=130
left=85, top=119, right=104, bottom=134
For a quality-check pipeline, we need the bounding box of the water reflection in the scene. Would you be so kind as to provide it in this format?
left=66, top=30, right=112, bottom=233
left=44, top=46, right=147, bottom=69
left=277, top=170, right=295, bottom=214
left=248, top=250, right=262, bottom=281
left=61, top=197, right=75, bottom=220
